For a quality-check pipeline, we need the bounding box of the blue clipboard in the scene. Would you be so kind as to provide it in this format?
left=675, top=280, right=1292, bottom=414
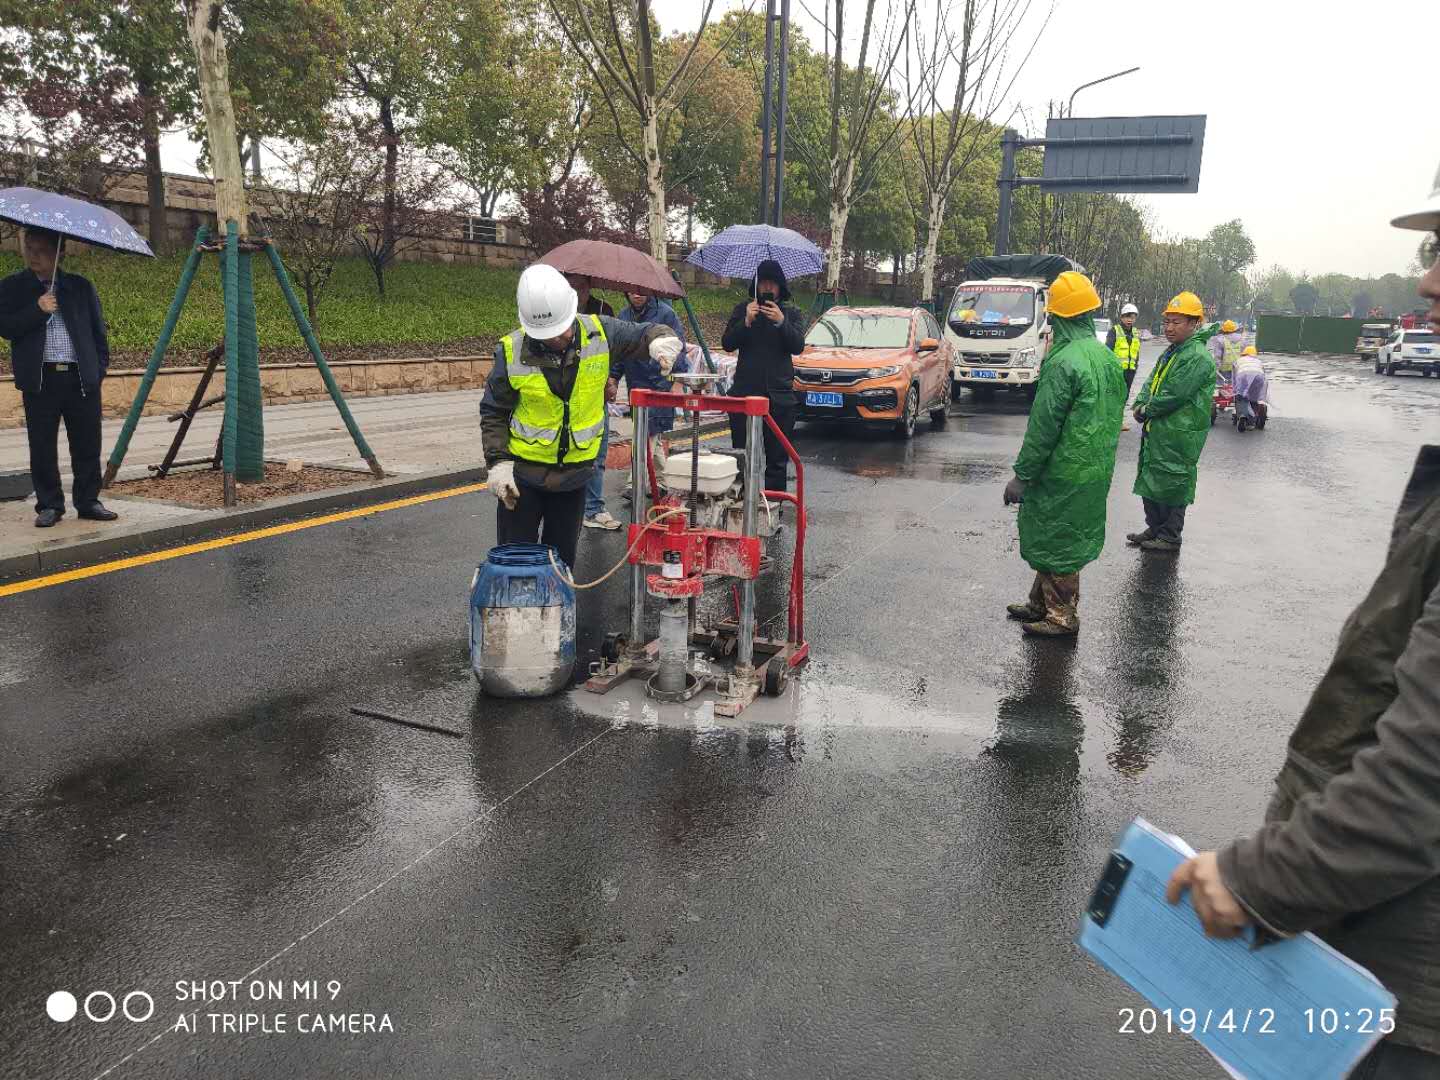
left=1079, top=818, right=1397, bottom=1079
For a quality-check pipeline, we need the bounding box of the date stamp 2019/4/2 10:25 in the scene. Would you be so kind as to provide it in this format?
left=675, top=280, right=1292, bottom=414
left=1118, top=1007, right=1397, bottom=1038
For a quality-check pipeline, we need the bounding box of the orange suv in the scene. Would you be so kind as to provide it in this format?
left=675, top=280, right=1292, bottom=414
left=793, top=306, right=954, bottom=438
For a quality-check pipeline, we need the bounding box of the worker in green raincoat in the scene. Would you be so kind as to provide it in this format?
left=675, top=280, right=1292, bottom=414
left=1126, top=290, right=1220, bottom=553
left=1002, top=271, right=1127, bottom=637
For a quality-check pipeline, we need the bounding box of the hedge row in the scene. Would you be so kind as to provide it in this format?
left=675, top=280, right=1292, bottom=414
left=0, top=249, right=886, bottom=359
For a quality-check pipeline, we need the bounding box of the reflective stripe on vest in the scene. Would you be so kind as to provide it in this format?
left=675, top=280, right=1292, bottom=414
left=1112, top=326, right=1140, bottom=369
left=1143, top=348, right=1180, bottom=434
left=501, top=315, right=610, bottom=465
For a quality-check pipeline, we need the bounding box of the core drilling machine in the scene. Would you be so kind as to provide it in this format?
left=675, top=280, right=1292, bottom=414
left=584, top=375, right=809, bottom=717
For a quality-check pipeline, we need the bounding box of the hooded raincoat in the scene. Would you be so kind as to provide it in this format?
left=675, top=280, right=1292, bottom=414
left=1132, top=325, right=1220, bottom=506
left=1013, top=312, right=1128, bottom=574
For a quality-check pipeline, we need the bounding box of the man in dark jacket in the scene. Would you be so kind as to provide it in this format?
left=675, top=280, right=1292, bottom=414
left=566, top=274, right=615, bottom=319
left=1166, top=173, right=1440, bottom=1072
left=0, top=228, right=117, bottom=526
left=720, top=259, right=806, bottom=493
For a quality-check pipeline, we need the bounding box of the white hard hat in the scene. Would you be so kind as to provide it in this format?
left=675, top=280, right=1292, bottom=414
left=516, top=264, right=578, bottom=339
left=1391, top=159, right=1440, bottom=231
left=1120, top=303, right=1139, bottom=316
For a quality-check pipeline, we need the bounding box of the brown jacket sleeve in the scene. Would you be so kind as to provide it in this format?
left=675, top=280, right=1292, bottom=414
left=1218, top=578, right=1440, bottom=934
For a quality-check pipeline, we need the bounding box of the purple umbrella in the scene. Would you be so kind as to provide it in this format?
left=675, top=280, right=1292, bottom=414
left=685, top=223, right=824, bottom=282
left=0, top=186, right=154, bottom=289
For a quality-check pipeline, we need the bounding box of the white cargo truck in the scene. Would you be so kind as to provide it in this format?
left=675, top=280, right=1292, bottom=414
left=943, top=254, right=1082, bottom=403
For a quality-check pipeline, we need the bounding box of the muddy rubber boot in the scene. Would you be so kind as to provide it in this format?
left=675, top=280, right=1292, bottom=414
left=1022, top=619, right=1078, bottom=638
left=1007, top=603, right=1045, bottom=621
left=1126, top=529, right=1153, bottom=546
left=1139, top=537, right=1181, bottom=553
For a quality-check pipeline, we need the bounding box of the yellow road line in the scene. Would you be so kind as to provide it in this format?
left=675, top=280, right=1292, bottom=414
left=0, top=481, right=489, bottom=599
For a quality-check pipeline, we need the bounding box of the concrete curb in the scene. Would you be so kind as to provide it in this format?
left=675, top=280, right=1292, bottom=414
left=0, top=465, right=488, bottom=581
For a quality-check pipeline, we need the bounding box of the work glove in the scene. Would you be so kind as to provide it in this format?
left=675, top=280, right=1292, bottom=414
left=1002, top=475, right=1027, bottom=506
left=649, top=334, right=683, bottom=377
left=487, top=459, right=519, bottom=510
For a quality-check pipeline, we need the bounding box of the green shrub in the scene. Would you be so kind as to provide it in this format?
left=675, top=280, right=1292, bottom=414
left=0, top=249, right=890, bottom=360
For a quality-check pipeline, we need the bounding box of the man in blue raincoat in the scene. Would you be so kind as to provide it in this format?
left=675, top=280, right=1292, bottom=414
left=1002, top=271, right=1127, bottom=637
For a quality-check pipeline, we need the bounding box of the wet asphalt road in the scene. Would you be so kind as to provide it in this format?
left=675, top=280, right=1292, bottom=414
left=2, top=348, right=1437, bottom=1080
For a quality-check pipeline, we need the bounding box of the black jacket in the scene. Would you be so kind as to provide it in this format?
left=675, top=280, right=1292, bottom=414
left=0, top=268, right=110, bottom=393
left=721, top=301, right=806, bottom=398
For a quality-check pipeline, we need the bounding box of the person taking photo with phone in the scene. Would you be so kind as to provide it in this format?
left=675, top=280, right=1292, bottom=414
left=721, top=259, right=806, bottom=495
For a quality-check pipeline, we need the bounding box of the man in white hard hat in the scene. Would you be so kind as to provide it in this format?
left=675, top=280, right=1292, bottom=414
left=1166, top=161, right=1440, bottom=1074
left=481, top=264, right=682, bottom=571
left=1107, top=303, right=1143, bottom=431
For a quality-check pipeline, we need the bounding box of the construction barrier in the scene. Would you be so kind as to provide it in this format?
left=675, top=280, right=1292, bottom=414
left=1257, top=315, right=1365, bottom=355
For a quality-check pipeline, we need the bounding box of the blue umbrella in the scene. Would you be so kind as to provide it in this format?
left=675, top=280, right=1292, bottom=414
left=0, top=187, right=154, bottom=259
left=686, top=223, right=824, bottom=282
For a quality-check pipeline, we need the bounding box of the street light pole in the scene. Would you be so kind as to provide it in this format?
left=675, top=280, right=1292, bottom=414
left=1052, top=67, right=1140, bottom=252
left=1067, top=66, right=1141, bottom=117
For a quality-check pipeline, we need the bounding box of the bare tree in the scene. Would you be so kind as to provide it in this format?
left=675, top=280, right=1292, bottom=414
left=542, top=0, right=746, bottom=262
left=255, top=119, right=384, bottom=324
left=905, top=0, right=1049, bottom=301
left=785, top=0, right=919, bottom=290
left=349, top=143, right=451, bottom=295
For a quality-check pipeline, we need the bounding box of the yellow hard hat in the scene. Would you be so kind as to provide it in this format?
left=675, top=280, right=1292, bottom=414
left=1222, top=319, right=1238, bottom=333
left=1242, top=344, right=1257, bottom=356
left=957, top=308, right=977, bottom=321
left=1164, top=291, right=1205, bottom=318
left=1047, top=271, right=1101, bottom=318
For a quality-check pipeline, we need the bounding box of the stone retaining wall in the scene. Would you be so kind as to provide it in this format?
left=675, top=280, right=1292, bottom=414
left=0, top=355, right=494, bottom=428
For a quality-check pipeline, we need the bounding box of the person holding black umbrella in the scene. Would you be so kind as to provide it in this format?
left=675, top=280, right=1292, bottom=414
left=721, top=259, right=806, bottom=493
left=0, top=227, right=116, bottom=527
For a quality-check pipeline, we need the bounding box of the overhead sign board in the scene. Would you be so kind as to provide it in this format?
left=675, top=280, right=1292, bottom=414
left=1037, top=115, right=1206, bottom=194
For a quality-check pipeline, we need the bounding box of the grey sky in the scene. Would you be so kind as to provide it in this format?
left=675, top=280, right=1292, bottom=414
left=659, top=0, right=1435, bottom=279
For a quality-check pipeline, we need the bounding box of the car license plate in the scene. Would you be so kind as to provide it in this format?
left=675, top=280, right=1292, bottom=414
left=971, top=369, right=998, bottom=379
left=806, top=391, right=843, bottom=407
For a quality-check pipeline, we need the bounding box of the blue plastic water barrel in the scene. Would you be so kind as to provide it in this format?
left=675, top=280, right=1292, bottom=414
left=469, top=544, right=576, bottom=697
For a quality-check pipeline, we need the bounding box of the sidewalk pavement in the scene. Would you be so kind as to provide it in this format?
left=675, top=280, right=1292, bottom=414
left=0, top=389, right=727, bottom=578
left=0, top=391, right=490, bottom=576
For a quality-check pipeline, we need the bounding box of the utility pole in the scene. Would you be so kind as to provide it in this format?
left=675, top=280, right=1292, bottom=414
left=756, top=0, right=791, bottom=225
left=994, top=129, right=1018, bottom=256
left=758, top=0, right=775, bottom=222
left=772, top=0, right=790, bottom=225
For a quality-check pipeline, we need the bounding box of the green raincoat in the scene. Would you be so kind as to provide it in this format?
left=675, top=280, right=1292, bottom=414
left=1013, top=312, right=1128, bottom=574
left=1132, top=325, right=1220, bottom=506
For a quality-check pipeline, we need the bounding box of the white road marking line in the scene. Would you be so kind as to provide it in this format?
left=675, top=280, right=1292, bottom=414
left=89, top=723, right=615, bottom=1080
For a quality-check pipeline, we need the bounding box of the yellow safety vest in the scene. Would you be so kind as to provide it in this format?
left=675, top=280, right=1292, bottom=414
left=1220, top=336, right=1241, bottom=374
left=501, top=315, right=609, bottom=466
left=1142, top=349, right=1179, bottom=433
left=1112, top=325, right=1140, bottom=369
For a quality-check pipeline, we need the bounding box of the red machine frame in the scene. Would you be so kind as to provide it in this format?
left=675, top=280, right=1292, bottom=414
left=584, top=387, right=809, bottom=713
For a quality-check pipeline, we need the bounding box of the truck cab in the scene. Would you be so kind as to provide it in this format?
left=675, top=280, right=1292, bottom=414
left=945, top=278, right=1048, bottom=400
left=941, top=255, right=1080, bottom=403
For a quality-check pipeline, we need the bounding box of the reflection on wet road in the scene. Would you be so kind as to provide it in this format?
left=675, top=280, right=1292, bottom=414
left=0, top=347, right=1433, bottom=1079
